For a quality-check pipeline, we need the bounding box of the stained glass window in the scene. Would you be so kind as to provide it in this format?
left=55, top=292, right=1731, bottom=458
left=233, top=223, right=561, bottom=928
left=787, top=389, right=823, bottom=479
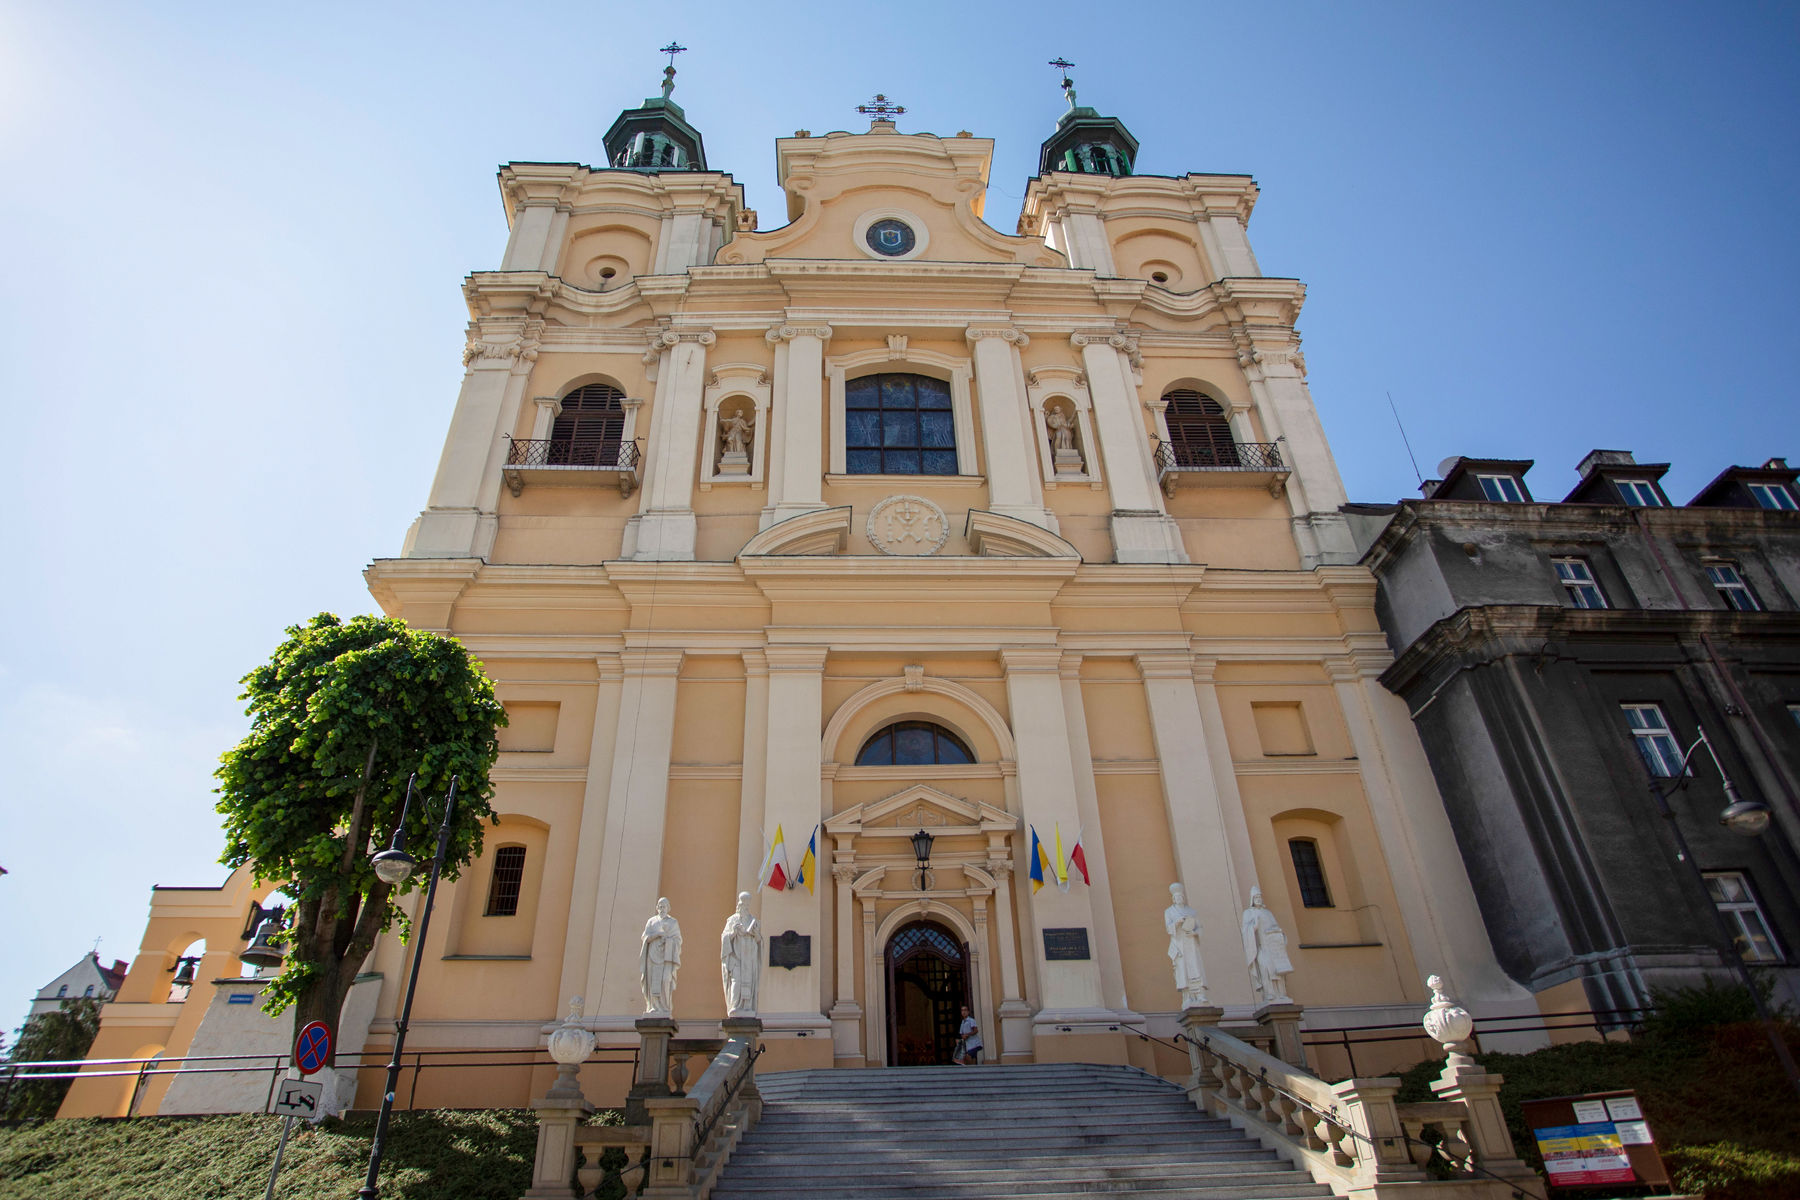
left=856, top=720, right=975, bottom=766
left=845, top=374, right=958, bottom=475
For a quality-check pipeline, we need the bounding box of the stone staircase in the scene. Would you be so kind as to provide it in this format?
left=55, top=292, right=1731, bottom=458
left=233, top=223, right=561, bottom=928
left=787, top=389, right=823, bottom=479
left=711, top=1062, right=1339, bottom=1200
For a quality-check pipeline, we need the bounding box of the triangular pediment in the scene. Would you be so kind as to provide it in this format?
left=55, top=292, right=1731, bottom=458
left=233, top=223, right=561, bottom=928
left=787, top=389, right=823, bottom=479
left=827, top=784, right=1015, bottom=837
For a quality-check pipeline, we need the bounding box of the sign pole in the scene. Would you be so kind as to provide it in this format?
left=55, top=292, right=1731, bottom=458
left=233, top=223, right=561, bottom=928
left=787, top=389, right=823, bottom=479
left=264, top=1113, right=295, bottom=1200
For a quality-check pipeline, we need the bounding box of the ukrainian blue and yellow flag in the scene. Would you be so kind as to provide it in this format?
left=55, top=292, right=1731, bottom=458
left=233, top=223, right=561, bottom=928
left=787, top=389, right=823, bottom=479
left=1031, top=826, right=1059, bottom=894
left=796, top=826, right=818, bottom=895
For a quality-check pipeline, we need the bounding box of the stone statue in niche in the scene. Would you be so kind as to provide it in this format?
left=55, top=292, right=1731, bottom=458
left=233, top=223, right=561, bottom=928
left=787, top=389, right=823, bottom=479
left=1240, top=886, right=1294, bottom=1004
left=639, top=897, right=682, bottom=1014
left=1045, top=403, right=1083, bottom=474
left=1164, top=882, right=1208, bottom=1007
left=720, top=891, right=763, bottom=1016
left=718, top=405, right=753, bottom=475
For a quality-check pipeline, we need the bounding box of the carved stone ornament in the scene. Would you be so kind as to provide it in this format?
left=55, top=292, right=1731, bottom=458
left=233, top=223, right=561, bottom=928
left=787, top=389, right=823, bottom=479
left=548, top=996, right=596, bottom=1065
left=867, top=494, right=950, bottom=556
left=966, top=326, right=1030, bottom=348
left=765, top=323, right=833, bottom=344
left=1422, top=974, right=1474, bottom=1051
left=462, top=338, right=538, bottom=368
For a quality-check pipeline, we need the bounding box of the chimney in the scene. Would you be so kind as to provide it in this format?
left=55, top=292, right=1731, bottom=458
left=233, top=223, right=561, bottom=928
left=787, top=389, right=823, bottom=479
left=111, top=959, right=128, bottom=975
left=1763, top=457, right=1789, bottom=471
left=1420, top=479, right=1443, bottom=498
left=1576, top=449, right=1636, bottom=479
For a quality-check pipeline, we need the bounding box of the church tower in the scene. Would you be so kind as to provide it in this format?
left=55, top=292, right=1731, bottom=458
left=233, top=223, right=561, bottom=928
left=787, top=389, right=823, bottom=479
left=352, top=56, right=1533, bottom=1106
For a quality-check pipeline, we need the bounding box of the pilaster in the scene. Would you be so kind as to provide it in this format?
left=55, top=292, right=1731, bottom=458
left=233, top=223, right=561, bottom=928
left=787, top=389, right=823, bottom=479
left=557, top=653, right=625, bottom=1014
left=633, top=327, right=714, bottom=560
left=764, top=324, right=832, bottom=527
left=1056, top=652, right=1129, bottom=1013
left=736, top=649, right=770, bottom=895
left=759, top=646, right=829, bottom=1019
left=967, top=326, right=1051, bottom=528
left=1073, top=332, right=1187, bottom=564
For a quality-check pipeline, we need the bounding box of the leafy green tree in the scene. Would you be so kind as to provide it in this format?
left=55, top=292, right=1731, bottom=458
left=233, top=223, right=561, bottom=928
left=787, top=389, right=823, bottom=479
left=4, top=997, right=103, bottom=1119
left=215, top=613, right=505, bottom=1061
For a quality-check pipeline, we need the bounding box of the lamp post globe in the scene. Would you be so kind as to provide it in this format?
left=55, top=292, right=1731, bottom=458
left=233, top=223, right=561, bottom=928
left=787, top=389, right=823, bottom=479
left=371, top=848, right=417, bottom=885
left=1720, top=796, right=1773, bottom=838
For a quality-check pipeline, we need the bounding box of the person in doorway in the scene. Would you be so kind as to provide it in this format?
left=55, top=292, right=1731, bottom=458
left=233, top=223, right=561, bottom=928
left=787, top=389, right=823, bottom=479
left=955, top=1005, right=982, bottom=1065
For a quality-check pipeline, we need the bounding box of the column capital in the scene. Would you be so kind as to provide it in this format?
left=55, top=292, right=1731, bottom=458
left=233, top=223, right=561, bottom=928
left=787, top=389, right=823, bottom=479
left=765, top=645, right=829, bottom=672
left=765, top=323, right=834, bottom=344
left=1070, top=329, right=1141, bottom=367
left=966, top=325, right=1030, bottom=348
left=831, top=863, right=858, bottom=885
left=620, top=648, right=685, bottom=677
left=1135, top=650, right=1196, bottom=680
left=1190, top=655, right=1219, bottom=684
left=740, top=648, right=769, bottom=676
left=595, top=652, right=625, bottom=681
left=988, top=858, right=1014, bottom=879
left=1000, top=646, right=1063, bottom=674
left=533, top=394, right=564, bottom=416
left=1057, top=650, right=1084, bottom=680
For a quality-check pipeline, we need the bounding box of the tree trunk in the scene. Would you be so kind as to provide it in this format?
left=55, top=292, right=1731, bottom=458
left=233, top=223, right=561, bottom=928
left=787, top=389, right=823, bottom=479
left=292, top=956, right=358, bottom=1068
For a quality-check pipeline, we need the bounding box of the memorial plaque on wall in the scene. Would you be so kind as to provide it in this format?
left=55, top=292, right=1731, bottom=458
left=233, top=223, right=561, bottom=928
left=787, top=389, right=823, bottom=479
left=1042, top=928, right=1091, bottom=960
left=770, top=930, right=811, bottom=969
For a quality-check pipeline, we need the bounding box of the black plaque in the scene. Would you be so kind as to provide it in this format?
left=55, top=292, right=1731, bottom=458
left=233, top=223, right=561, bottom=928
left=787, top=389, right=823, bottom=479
left=1042, top=927, right=1091, bottom=960
left=769, top=930, right=811, bottom=969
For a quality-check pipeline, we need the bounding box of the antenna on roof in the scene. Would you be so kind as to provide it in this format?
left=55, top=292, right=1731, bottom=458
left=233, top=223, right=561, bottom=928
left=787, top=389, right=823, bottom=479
left=1387, top=390, right=1424, bottom=486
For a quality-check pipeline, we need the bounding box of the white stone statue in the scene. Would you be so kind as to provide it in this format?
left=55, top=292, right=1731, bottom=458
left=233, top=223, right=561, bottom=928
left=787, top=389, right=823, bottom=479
left=1240, top=886, right=1294, bottom=1004
left=720, top=891, right=763, bottom=1016
left=639, top=898, right=682, bottom=1014
left=719, top=409, right=752, bottom=456
left=1045, top=405, right=1076, bottom=453
left=1164, top=882, right=1208, bottom=1007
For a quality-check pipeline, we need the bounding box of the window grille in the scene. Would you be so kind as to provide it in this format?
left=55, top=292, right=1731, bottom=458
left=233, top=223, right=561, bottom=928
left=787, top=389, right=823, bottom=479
left=1288, top=839, right=1333, bottom=908
left=548, top=384, right=626, bottom=466
left=1622, top=704, right=1685, bottom=777
left=1162, top=389, right=1239, bottom=467
left=1476, top=474, right=1525, bottom=503
left=1704, top=872, right=1783, bottom=963
left=889, top=924, right=963, bottom=962
left=845, top=374, right=958, bottom=475
left=1553, top=558, right=1608, bottom=609
left=1748, top=482, right=1797, bottom=510
left=1616, top=479, right=1663, bottom=507
left=856, top=721, right=975, bottom=766
left=485, top=846, right=528, bottom=917
left=1705, top=562, right=1761, bottom=612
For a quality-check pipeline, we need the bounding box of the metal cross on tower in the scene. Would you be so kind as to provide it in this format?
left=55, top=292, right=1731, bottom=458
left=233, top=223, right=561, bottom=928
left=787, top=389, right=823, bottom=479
left=660, top=41, right=688, bottom=69
left=1049, top=57, right=1077, bottom=107
left=856, top=94, right=906, bottom=118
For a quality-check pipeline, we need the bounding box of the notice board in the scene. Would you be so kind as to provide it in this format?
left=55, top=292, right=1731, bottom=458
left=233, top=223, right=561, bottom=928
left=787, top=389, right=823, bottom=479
left=1520, top=1090, right=1669, bottom=1191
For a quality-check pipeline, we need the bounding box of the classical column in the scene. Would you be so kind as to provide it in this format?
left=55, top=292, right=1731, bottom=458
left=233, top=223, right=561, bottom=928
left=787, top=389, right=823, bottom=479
left=583, top=649, right=684, bottom=1019
left=556, top=653, right=624, bottom=1014
left=1188, top=656, right=1261, bottom=903
left=408, top=323, right=540, bottom=559
left=986, top=858, right=1032, bottom=1061
left=1001, top=649, right=1108, bottom=1021
left=860, top=894, right=882, bottom=1064
left=763, top=324, right=831, bottom=528
left=1329, top=653, right=1531, bottom=1007
left=735, top=650, right=770, bottom=895
left=633, top=328, right=713, bottom=560
left=1073, top=332, right=1187, bottom=564
left=1137, top=650, right=1253, bottom=1007
left=1057, top=653, right=1130, bottom=1014
left=828, top=862, right=862, bottom=1064
left=758, top=646, right=829, bottom=1022
left=967, top=326, right=1051, bottom=528
left=1234, top=330, right=1355, bottom=565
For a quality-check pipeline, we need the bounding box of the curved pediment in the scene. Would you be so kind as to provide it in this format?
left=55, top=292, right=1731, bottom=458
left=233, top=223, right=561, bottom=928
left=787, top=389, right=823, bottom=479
left=965, top=509, right=1083, bottom=559
left=738, top=507, right=851, bottom=557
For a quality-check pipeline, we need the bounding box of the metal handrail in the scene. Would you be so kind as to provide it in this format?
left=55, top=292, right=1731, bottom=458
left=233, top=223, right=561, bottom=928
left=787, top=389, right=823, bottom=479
left=504, top=436, right=642, bottom=470
left=1153, top=439, right=1284, bottom=471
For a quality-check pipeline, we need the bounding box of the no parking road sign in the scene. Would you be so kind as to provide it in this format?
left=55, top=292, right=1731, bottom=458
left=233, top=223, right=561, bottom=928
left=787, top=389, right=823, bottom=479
left=294, top=1022, right=332, bottom=1076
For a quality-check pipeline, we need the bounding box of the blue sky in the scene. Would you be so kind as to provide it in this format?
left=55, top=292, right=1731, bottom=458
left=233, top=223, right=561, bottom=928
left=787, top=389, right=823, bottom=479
left=2, top=1, right=1796, bottom=1036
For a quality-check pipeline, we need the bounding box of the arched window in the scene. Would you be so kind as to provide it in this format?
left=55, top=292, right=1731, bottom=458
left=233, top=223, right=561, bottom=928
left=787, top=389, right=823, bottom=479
left=84, top=985, right=96, bottom=997
left=549, top=383, right=626, bottom=466
left=484, top=846, right=528, bottom=917
left=1163, top=388, right=1239, bottom=468
left=56, top=985, right=68, bottom=998
left=845, top=374, right=959, bottom=476
left=856, top=721, right=975, bottom=766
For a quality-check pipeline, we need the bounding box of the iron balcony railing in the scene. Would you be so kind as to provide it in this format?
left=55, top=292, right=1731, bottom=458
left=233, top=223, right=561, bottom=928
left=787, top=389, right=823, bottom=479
left=1152, top=439, right=1284, bottom=472
left=503, top=436, right=642, bottom=496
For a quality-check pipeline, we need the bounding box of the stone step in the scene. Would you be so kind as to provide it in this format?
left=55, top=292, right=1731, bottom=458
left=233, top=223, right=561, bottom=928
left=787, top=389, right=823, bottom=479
left=712, top=1183, right=1331, bottom=1200
left=727, top=1148, right=1280, bottom=1171
left=723, top=1157, right=1291, bottom=1182
left=753, top=1108, right=1227, bottom=1128
left=737, top=1134, right=1259, bottom=1155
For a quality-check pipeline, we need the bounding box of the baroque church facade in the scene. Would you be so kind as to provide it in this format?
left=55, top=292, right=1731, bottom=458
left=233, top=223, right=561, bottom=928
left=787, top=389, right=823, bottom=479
left=67, top=70, right=1548, bottom=1114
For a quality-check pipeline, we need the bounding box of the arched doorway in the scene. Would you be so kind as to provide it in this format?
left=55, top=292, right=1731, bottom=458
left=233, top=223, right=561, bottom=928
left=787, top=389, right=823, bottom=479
left=885, top=920, right=970, bottom=1066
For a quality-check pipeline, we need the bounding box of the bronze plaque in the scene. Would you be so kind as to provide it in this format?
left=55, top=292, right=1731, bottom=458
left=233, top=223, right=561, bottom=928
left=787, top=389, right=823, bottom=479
left=1042, top=928, right=1091, bottom=960
left=770, top=930, right=811, bottom=969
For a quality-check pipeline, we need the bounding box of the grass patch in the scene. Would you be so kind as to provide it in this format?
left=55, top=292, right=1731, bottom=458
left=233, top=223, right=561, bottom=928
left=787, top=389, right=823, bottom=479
left=0, top=1108, right=538, bottom=1200
left=1393, top=1019, right=1800, bottom=1200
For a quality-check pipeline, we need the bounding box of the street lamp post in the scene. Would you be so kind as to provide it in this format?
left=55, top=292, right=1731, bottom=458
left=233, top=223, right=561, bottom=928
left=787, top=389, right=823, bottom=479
left=357, top=774, right=459, bottom=1200
left=1648, top=726, right=1800, bottom=1100
left=911, top=829, right=935, bottom=892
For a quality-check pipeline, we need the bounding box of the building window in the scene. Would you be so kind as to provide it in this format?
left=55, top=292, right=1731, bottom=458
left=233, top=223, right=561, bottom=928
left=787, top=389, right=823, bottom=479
left=484, top=846, right=528, bottom=917
left=548, top=383, right=626, bottom=466
left=1288, top=839, right=1333, bottom=908
left=1553, top=557, right=1608, bottom=609
left=1617, top=479, right=1662, bottom=507
left=84, top=985, right=95, bottom=997
left=56, top=985, right=68, bottom=998
left=1704, top=872, right=1783, bottom=963
left=856, top=721, right=975, bottom=766
left=1162, top=389, right=1239, bottom=467
left=1748, top=482, right=1797, bottom=511
left=845, top=374, right=958, bottom=475
left=1622, top=704, right=1685, bottom=777
left=1476, top=474, right=1525, bottom=503
left=1705, top=562, right=1762, bottom=612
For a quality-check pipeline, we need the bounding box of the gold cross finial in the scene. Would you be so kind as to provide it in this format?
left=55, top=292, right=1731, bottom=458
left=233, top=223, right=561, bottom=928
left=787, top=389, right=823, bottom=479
left=856, top=93, right=906, bottom=118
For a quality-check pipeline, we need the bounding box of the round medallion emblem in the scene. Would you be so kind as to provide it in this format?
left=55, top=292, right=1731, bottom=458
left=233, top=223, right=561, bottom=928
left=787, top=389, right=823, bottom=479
left=867, top=494, right=950, bottom=556
left=865, top=218, right=917, bottom=257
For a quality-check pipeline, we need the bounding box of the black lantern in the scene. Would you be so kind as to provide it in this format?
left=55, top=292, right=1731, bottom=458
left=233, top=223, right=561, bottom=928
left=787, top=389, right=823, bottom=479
left=911, top=829, right=934, bottom=891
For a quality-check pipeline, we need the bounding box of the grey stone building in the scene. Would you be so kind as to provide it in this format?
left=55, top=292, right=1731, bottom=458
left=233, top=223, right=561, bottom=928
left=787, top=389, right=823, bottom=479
left=1355, top=450, right=1800, bottom=1016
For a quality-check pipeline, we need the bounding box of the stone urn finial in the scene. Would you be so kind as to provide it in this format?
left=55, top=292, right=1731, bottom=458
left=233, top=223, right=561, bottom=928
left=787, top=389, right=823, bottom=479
left=1422, top=974, right=1474, bottom=1059
left=546, top=995, right=596, bottom=1100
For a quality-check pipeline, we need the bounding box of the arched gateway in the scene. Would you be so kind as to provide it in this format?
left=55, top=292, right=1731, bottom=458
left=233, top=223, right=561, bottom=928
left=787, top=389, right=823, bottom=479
left=885, top=920, right=970, bottom=1065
